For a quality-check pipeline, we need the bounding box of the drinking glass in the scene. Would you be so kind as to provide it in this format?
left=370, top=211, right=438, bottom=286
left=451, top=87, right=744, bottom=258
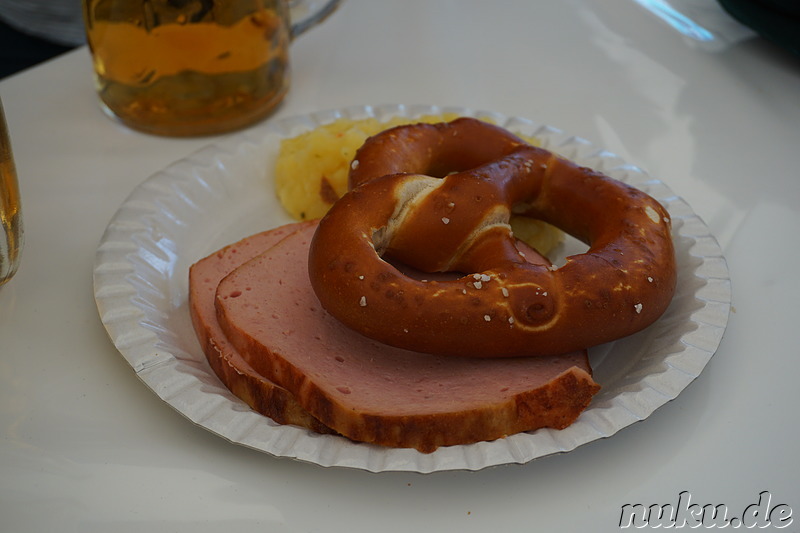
left=83, top=0, right=341, bottom=136
left=0, top=97, right=23, bottom=287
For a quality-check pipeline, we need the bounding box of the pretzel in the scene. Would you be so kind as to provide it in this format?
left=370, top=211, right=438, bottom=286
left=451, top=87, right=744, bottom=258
left=308, top=118, right=676, bottom=357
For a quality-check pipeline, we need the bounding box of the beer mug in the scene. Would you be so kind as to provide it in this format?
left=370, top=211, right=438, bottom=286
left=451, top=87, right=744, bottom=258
left=0, top=97, right=23, bottom=287
left=83, top=0, right=341, bottom=136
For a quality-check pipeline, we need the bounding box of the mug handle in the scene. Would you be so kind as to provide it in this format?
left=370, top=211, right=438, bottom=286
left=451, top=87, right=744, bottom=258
left=289, top=0, right=343, bottom=39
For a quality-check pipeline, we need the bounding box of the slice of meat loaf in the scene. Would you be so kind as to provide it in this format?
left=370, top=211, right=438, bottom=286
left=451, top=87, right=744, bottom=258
left=189, top=221, right=333, bottom=434
left=215, top=221, right=600, bottom=453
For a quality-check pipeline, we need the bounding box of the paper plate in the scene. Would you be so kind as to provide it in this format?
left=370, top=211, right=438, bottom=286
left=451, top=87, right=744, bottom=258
left=93, top=104, right=731, bottom=473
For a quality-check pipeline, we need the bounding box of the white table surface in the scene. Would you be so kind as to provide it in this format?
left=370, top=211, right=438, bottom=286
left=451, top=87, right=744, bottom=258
left=1, top=1, right=798, bottom=531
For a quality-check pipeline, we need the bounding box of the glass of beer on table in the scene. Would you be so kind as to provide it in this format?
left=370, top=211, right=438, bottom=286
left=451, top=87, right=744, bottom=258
left=0, top=97, right=23, bottom=287
left=83, top=0, right=341, bottom=136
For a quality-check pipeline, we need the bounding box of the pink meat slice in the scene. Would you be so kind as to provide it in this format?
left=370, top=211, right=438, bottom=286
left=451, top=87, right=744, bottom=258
left=188, top=221, right=333, bottom=434
left=215, top=221, right=600, bottom=453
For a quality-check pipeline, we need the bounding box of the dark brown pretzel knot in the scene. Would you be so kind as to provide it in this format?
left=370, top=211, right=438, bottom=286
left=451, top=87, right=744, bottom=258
left=308, top=117, right=676, bottom=357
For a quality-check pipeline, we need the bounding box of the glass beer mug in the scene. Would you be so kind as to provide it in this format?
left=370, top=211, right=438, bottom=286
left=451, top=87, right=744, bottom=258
left=83, top=0, right=340, bottom=136
left=0, top=97, right=23, bottom=287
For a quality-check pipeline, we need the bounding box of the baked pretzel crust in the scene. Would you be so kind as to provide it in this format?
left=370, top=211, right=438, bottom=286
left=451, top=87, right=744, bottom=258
left=308, top=118, right=676, bottom=357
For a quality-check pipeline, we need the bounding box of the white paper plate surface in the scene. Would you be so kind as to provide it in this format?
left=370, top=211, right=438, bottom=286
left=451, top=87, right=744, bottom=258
left=93, top=104, right=731, bottom=473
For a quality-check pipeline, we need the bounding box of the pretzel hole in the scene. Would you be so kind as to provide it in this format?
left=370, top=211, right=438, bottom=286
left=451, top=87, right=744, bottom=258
left=387, top=256, right=464, bottom=282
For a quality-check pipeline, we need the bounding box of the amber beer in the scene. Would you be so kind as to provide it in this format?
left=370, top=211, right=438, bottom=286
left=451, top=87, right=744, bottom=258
left=83, top=0, right=292, bottom=136
left=0, top=99, right=23, bottom=286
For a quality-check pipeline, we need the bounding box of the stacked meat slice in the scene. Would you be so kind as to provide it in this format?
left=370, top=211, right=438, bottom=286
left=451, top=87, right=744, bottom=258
left=189, top=221, right=599, bottom=453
